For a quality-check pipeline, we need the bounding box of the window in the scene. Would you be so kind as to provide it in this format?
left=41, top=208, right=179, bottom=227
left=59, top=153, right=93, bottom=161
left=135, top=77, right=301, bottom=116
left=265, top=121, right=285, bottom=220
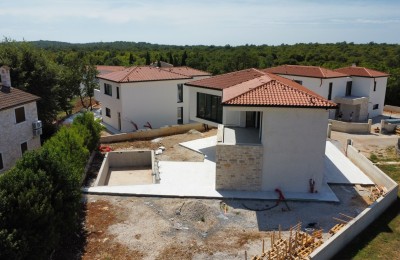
left=21, top=142, right=28, bottom=155
left=328, top=82, right=333, bottom=100
left=373, top=81, right=377, bottom=92
left=345, top=81, right=352, bottom=96
left=197, top=93, right=222, bottom=123
left=15, top=107, right=26, bottom=123
left=105, top=107, right=111, bottom=117
left=177, top=84, right=183, bottom=103
left=294, top=80, right=303, bottom=85
left=104, top=83, right=112, bottom=96
left=0, top=153, right=3, bottom=170
left=373, top=104, right=379, bottom=110
left=116, top=87, right=120, bottom=99
left=177, top=107, right=183, bottom=124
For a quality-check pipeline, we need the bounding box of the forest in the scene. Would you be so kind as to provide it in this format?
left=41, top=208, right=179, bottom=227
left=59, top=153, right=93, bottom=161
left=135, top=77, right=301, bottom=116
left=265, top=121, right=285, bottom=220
left=31, top=40, right=400, bottom=106
left=1, top=40, right=399, bottom=137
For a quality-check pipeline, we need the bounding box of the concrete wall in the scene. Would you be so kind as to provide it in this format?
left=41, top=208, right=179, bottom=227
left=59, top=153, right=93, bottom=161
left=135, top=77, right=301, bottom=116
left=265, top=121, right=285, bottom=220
left=95, top=150, right=154, bottom=186
left=95, top=80, right=123, bottom=131
left=384, top=105, right=400, bottom=113
left=261, top=108, right=329, bottom=193
left=310, top=145, right=398, bottom=260
left=100, top=123, right=205, bottom=143
left=328, top=119, right=372, bottom=134
left=352, top=76, right=387, bottom=118
left=215, top=143, right=263, bottom=191
left=0, top=102, right=41, bottom=173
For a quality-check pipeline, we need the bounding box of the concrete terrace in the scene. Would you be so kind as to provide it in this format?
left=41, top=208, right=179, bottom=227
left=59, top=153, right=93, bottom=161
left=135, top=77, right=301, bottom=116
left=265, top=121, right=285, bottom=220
left=84, top=135, right=374, bottom=202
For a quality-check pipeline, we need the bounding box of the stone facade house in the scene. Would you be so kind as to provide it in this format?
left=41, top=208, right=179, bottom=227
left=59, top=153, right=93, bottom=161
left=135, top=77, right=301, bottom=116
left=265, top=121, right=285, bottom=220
left=0, top=66, right=41, bottom=173
left=186, top=68, right=337, bottom=193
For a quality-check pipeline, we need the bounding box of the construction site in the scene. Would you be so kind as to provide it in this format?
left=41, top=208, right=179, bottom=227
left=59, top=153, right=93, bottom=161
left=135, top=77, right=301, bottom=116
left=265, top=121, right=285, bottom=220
left=75, top=126, right=398, bottom=260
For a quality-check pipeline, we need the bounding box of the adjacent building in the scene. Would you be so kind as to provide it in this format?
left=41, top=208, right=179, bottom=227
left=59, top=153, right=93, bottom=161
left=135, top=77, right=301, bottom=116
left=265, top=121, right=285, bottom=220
left=186, top=68, right=337, bottom=193
left=0, top=66, right=42, bottom=173
left=264, top=65, right=389, bottom=121
left=94, top=66, right=211, bottom=132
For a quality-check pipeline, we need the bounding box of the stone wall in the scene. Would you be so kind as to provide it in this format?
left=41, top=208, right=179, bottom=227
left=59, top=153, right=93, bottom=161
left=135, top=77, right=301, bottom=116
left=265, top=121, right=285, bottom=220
left=0, top=102, right=41, bottom=173
left=215, top=144, right=263, bottom=191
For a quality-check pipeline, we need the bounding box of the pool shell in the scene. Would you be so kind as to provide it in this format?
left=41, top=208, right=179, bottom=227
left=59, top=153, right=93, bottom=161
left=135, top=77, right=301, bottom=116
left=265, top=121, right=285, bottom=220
left=94, top=150, right=157, bottom=186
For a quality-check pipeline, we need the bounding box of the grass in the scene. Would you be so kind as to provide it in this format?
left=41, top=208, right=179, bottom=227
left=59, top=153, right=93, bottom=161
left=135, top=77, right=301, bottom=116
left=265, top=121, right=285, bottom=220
left=335, top=150, right=400, bottom=260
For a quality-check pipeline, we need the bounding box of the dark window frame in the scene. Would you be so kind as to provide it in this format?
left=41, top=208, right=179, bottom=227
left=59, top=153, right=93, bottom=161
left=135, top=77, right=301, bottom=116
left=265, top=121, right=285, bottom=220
left=104, top=83, right=112, bottom=96
left=345, top=81, right=352, bottom=96
left=373, top=81, right=377, bottom=92
left=15, top=106, right=26, bottom=124
left=105, top=107, right=111, bottom=118
left=328, top=82, right=333, bottom=100
left=373, top=104, right=379, bottom=110
left=294, top=80, right=303, bottom=85
left=0, top=153, right=3, bottom=170
left=116, top=86, right=120, bottom=99
left=196, top=93, right=222, bottom=123
left=21, top=142, right=28, bottom=155
left=177, top=107, right=183, bottom=124
left=177, top=84, right=183, bottom=103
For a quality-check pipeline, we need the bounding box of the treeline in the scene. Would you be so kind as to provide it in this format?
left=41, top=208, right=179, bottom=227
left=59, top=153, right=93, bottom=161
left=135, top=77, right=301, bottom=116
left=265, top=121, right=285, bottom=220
left=31, top=40, right=400, bottom=106
left=0, top=113, right=102, bottom=259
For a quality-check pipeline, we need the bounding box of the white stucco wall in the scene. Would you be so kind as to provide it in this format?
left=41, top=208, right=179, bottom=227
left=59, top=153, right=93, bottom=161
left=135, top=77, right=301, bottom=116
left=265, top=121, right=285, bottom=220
left=274, top=74, right=347, bottom=119
left=0, top=102, right=41, bottom=173
left=260, top=108, right=329, bottom=193
left=96, top=80, right=123, bottom=131
left=351, top=76, right=387, bottom=118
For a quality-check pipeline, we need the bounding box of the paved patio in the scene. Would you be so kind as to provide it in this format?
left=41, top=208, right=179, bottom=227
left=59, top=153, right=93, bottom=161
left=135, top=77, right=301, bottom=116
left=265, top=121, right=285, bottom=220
left=85, top=136, right=373, bottom=202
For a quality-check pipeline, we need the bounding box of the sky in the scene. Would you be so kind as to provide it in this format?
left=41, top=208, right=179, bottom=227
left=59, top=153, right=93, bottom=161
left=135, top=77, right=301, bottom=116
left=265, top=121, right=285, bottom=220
left=1, top=0, right=399, bottom=46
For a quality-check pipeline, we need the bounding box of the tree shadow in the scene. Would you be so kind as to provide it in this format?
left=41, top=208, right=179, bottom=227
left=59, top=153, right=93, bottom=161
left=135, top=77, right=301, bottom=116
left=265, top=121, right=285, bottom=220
left=334, top=197, right=400, bottom=259
left=52, top=200, right=89, bottom=260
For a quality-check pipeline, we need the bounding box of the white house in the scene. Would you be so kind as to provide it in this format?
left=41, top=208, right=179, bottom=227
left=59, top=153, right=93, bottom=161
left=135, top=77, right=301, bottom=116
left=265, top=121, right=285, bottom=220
left=94, top=66, right=211, bottom=132
left=335, top=66, right=389, bottom=119
left=185, top=68, right=337, bottom=193
left=264, top=65, right=389, bottom=122
left=0, top=66, right=42, bottom=173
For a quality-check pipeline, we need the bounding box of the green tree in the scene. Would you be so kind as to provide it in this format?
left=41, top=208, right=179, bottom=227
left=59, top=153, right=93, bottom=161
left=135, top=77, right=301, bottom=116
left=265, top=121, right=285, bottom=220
left=80, top=57, right=99, bottom=110
left=181, top=50, right=188, bottom=66
left=145, top=51, right=151, bottom=65
left=72, top=112, right=103, bottom=151
left=129, top=53, right=135, bottom=65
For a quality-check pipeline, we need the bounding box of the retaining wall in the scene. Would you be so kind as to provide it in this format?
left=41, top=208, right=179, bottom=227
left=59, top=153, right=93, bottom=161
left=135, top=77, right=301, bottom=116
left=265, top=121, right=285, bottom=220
left=328, top=119, right=372, bottom=134
left=100, top=123, right=205, bottom=143
left=384, top=105, right=400, bottom=113
left=310, top=145, right=398, bottom=260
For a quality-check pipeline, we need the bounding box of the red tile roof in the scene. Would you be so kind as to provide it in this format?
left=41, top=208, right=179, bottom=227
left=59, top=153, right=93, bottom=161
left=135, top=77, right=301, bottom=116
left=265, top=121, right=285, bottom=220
left=224, top=74, right=337, bottom=108
left=263, top=65, right=348, bottom=78
left=335, top=66, right=389, bottom=78
left=160, top=66, right=211, bottom=77
left=185, top=68, right=336, bottom=108
left=0, top=86, right=40, bottom=111
left=97, top=66, right=191, bottom=83
left=186, top=68, right=265, bottom=90
left=96, top=65, right=126, bottom=75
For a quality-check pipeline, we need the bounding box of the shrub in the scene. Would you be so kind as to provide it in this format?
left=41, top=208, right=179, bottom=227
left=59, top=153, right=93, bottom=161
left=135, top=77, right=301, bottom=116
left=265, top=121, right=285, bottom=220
left=72, top=112, right=103, bottom=152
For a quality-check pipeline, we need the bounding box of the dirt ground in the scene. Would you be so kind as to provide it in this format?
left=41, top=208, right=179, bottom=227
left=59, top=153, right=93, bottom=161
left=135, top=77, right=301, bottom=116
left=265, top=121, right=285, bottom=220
left=70, top=126, right=398, bottom=260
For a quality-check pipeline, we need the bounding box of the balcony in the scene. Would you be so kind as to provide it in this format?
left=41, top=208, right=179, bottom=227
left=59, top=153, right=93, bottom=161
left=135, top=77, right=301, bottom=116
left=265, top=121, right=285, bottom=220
left=217, top=125, right=261, bottom=145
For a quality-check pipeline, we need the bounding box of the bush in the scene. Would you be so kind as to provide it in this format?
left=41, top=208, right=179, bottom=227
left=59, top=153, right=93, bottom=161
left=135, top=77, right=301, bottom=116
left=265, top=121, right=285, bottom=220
left=0, top=113, right=100, bottom=259
left=72, top=112, right=103, bottom=152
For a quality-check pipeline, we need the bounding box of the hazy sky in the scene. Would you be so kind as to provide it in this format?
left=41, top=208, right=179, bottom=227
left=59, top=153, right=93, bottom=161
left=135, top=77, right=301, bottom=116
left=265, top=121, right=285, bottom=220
left=1, top=0, right=399, bottom=46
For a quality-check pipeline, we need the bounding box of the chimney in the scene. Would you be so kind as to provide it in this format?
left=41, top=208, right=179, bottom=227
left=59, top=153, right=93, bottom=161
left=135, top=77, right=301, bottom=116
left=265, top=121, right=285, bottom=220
left=0, top=66, right=11, bottom=93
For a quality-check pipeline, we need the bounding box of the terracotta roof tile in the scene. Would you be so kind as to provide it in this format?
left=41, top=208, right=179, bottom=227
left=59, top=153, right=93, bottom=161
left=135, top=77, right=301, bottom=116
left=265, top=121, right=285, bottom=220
left=96, top=65, right=126, bottom=75
left=185, top=68, right=265, bottom=90
left=160, top=66, right=211, bottom=77
left=97, top=66, right=191, bottom=83
left=263, top=65, right=348, bottom=78
left=0, top=86, right=40, bottom=111
left=335, top=66, right=389, bottom=78
left=224, top=74, right=337, bottom=108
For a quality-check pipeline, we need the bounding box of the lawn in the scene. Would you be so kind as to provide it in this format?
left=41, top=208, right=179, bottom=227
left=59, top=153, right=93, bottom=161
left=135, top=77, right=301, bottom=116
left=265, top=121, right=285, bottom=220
left=334, top=152, right=400, bottom=260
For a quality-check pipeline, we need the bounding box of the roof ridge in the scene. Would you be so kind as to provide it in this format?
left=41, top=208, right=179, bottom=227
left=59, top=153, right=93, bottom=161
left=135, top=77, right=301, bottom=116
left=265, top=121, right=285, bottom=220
left=223, top=79, right=274, bottom=104
left=121, top=66, right=138, bottom=82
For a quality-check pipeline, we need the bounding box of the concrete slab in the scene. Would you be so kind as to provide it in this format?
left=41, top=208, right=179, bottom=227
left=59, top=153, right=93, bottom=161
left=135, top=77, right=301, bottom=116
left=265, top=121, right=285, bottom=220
left=106, top=167, right=153, bottom=186
left=324, top=141, right=374, bottom=185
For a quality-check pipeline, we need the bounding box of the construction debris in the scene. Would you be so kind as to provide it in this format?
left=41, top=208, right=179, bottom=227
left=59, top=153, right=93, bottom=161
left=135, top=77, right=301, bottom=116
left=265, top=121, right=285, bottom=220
left=251, top=222, right=324, bottom=259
